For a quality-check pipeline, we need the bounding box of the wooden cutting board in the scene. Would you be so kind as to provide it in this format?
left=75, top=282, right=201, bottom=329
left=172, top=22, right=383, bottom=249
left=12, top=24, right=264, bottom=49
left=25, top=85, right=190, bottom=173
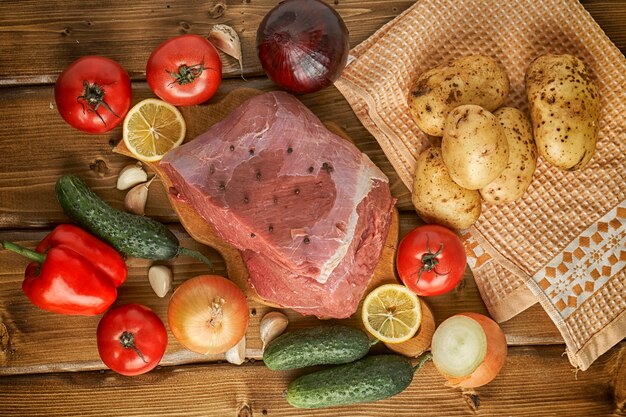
left=114, top=88, right=433, bottom=355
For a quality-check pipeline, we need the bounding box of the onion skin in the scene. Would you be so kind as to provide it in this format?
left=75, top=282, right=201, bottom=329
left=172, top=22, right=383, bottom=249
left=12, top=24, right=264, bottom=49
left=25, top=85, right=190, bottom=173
left=434, top=313, right=507, bottom=388
left=256, top=0, right=349, bottom=94
left=168, top=275, right=249, bottom=355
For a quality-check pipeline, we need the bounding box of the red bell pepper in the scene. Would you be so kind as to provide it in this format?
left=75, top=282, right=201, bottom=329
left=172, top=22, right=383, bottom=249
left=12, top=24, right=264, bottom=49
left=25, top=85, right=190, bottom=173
left=2, top=224, right=127, bottom=315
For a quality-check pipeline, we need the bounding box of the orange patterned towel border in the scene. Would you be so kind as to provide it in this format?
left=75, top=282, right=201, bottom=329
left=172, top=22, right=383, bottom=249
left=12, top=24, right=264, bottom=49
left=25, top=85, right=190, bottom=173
left=532, top=203, right=625, bottom=319
left=335, top=0, right=626, bottom=370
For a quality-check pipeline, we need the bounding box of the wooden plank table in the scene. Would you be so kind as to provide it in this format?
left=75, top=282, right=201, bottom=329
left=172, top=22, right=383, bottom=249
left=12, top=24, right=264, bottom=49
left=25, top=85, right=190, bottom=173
left=0, top=1, right=624, bottom=416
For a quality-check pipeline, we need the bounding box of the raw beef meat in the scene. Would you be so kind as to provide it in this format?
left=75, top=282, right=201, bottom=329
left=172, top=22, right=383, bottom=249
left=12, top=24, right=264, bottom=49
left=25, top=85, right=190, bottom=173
left=160, top=91, right=395, bottom=318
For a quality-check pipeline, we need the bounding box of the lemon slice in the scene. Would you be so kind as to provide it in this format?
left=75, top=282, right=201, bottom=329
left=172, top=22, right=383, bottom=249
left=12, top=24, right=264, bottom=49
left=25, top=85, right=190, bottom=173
left=362, top=283, right=422, bottom=344
left=123, top=98, right=186, bottom=162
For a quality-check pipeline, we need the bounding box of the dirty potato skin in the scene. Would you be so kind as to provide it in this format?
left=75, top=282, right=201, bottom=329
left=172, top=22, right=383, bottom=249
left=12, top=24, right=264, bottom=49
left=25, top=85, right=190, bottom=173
left=525, top=54, right=600, bottom=171
left=412, top=147, right=481, bottom=230
left=480, top=108, right=537, bottom=204
left=442, top=105, right=509, bottom=190
left=408, top=55, right=510, bottom=136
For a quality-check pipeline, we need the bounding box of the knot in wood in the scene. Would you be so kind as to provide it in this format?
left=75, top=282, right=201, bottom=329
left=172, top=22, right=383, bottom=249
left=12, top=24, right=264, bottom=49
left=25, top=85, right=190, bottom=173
left=237, top=403, right=252, bottom=417
left=0, top=323, right=11, bottom=353
left=208, top=2, right=226, bottom=19
left=462, top=390, right=480, bottom=411
left=178, top=21, right=192, bottom=32
left=89, top=159, right=109, bottom=177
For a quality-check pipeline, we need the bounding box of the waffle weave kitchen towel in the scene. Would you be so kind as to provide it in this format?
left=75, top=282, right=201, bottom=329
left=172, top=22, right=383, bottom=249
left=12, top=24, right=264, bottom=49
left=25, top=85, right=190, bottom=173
left=335, top=0, right=626, bottom=370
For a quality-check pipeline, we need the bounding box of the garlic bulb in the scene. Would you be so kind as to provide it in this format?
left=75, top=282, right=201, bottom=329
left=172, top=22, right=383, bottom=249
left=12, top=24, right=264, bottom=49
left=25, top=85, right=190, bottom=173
left=260, top=311, right=289, bottom=349
left=224, top=336, right=246, bottom=365
left=124, top=177, right=154, bottom=216
left=116, top=162, right=147, bottom=190
left=148, top=265, right=172, bottom=298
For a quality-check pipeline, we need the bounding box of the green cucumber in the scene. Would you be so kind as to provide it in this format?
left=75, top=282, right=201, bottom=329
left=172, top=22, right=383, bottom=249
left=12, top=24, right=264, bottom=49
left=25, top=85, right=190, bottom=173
left=55, top=175, right=211, bottom=265
left=286, top=354, right=431, bottom=409
left=263, top=325, right=373, bottom=370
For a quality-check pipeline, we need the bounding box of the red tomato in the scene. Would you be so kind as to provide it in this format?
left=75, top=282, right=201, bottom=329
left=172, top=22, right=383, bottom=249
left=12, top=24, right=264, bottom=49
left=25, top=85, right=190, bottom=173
left=396, top=224, right=467, bottom=296
left=146, top=35, right=222, bottom=106
left=97, top=304, right=167, bottom=376
left=54, top=56, right=131, bottom=134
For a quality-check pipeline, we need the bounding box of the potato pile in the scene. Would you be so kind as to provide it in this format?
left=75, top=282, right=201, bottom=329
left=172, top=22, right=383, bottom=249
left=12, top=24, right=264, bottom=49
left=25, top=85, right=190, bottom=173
left=408, top=54, right=599, bottom=230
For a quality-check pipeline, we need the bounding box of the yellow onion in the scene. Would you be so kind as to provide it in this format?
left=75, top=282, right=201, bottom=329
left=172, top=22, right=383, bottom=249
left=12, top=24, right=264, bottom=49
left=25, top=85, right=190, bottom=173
left=431, top=312, right=507, bottom=388
left=168, top=275, right=249, bottom=355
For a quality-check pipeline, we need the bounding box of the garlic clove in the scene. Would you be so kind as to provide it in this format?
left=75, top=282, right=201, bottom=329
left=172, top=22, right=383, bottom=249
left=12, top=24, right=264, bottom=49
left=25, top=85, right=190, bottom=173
left=124, top=177, right=154, bottom=216
left=260, top=311, right=289, bottom=350
left=208, top=24, right=244, bottom=76
left=225, top=336, right=246, bottom=365
left=148, top=264, right=173, bottom=298
left=116, top=162, right=148, bottom=190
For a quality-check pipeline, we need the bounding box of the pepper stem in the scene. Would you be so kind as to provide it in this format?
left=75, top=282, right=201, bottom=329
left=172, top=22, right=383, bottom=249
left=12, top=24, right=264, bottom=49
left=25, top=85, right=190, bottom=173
left=178, top=247, right=213, bottom=269
left=2, top=241, right=46, bottom=263
left=413, top=352, right=433, bottom=372
left=119, top=331, right=148, bottom=363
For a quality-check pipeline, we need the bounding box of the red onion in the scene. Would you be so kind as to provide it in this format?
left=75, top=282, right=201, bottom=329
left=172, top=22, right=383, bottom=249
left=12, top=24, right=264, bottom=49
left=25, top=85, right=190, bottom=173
left=256, top=0, right=349, bottom=94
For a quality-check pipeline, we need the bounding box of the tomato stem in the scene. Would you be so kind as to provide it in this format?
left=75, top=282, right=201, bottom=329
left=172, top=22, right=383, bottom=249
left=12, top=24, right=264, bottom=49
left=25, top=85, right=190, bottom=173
left=119, top=331, right=148, bottom=363
left=416, top=237, right=444, bottom=285
left=76, top=81, right=120, bottom=126
left=167, top=61, right=205, bottom=85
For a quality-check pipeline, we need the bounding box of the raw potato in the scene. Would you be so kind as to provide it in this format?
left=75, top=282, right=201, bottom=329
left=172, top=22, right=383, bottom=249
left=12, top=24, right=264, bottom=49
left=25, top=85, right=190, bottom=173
left=480, top=108, right=537, bottom=204
left=525, top=54, right=600, bottom=170
left=408, top=55, right=510, bottom=136
left=412, top=147, right=481, bottom=230
left=442, top=105, right=509, bottom=190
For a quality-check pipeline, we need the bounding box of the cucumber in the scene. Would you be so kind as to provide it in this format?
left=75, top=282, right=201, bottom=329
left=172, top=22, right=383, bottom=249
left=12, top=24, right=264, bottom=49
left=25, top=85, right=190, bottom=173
left=263, top=325, right=372, bottom=370
left=286, top=354, right=430, bottom=409
left=55, top=175, right=211, bottom=265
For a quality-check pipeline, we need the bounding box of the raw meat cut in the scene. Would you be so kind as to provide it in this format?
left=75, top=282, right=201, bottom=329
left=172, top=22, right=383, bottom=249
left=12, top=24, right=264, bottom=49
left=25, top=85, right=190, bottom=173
left=160, top=91, right=395, bottom=318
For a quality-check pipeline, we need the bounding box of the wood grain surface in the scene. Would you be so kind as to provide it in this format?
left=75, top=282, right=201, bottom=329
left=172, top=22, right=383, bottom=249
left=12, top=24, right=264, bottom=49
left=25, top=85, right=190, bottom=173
left=0, top=0, right=624, bottom=416
left=0, top=343, right=623, bottom=417
left=0, top=1, right=623, bottom=85
left=0, top=0, right=416, bottom=85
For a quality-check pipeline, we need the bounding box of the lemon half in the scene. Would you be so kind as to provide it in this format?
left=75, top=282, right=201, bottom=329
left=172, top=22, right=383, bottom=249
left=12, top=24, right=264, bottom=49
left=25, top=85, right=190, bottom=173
left=123, top=98, right=186, bottom=162
left=362, top=284, right=422, bottom=344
